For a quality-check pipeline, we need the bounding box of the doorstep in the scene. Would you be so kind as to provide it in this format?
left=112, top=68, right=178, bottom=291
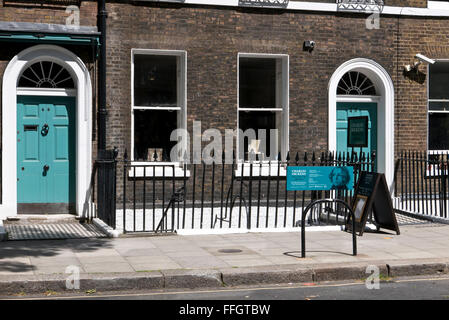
left=3, top=214, right=107, bottom=241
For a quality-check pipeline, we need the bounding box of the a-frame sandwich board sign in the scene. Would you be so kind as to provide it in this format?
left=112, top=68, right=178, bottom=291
left=348, top=171, right=400, bottom=236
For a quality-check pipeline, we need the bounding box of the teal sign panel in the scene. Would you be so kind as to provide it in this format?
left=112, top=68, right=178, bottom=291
left=348, top=116, right=368, bottom=148
left=287, top=166, right=354, bottom=191
left=17, top=96, right=76, bottom=204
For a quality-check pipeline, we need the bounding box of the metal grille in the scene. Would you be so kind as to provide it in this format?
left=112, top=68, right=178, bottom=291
left=112, top=150, right=375, bottom=233
left=239, top=0, right=289, bottom=8
left=337, top=0, right=384, bottom=12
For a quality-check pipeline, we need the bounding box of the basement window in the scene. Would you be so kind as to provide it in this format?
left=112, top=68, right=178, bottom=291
left=238, top=54, right=289, bottom=162
left=428, top=61, right=449, bottom=153
left=131, top=50, right=187, bottom=164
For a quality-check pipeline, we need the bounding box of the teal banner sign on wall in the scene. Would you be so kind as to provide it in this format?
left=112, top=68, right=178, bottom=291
left=347, top=116, right=368, bottom=148
left=287, top=166, right=354, bottom=191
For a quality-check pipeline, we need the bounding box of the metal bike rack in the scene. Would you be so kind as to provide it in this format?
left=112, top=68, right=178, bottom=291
left=300, top=198, right=357, bottom=258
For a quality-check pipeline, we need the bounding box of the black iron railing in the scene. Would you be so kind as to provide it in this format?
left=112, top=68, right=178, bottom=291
left=393, top=151, right=449, bottom=219
left=104, top=150, right=375, bottom=233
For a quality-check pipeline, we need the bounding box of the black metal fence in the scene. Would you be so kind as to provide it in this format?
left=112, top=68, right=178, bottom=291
left=393, top=151, right=449, bottom=219
left=102, top=150, right=375, bottom=233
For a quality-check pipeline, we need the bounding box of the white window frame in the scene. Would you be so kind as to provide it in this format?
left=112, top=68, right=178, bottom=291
left=427, top=59, right=449, bottom=155
left=131, top=49, right=187, bottom=168
left=237, top=53, right=289, bottom=166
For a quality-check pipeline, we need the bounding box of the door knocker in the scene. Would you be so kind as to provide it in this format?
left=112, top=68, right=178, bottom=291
left=41, top=124, right=49, bottom=136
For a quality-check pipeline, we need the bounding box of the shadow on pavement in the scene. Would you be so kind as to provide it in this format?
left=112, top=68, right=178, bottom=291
left=283, top=250, right=354, bottom=258
left=0, top=238, right=113, bottom=273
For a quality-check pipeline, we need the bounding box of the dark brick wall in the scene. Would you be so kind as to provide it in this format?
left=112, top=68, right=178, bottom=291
left=0, top=0, right=97, bottom=25
left=1, top=1, right=448, bottom=207
left=105, top=4, right=400, bottom=157
left=387, top=0, right=427, bottom=8
left=104, top=3, right=449, bottom=160
left=307, top=0, right=427, bottom=6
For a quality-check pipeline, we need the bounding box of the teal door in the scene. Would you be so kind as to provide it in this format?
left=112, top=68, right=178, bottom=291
left=337, top=102, right=377, bottom=169
left=17, top=96, right=76, bottom=206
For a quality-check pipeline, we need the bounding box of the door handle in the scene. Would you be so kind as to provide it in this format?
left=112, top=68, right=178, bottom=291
left=41, top=124, right=49, bottom=136
left=43, top=165, right=50, bottom=176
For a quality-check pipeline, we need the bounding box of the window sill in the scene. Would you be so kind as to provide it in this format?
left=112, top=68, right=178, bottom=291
left=128, top=162, right=190, bottom=178
left=234, top=162, right=287, bottom=177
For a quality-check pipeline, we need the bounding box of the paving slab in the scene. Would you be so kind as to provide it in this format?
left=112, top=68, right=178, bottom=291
left=0, top=224, right=448, bottom=294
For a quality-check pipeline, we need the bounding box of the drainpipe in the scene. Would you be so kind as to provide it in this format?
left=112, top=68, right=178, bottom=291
left=96, top=0, right=110, bottom=223
left=97, top=0, right=107, bottom=151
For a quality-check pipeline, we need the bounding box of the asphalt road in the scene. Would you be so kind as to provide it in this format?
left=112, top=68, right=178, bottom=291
left=3, top=275, right=449, bottom=300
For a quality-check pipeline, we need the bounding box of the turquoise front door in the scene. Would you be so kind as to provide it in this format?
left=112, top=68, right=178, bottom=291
left=337, top=102, right=377, bottom=169
left=17, top=96, right=76, bottom=208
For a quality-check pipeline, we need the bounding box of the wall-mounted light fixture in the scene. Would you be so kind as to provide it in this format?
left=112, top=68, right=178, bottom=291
left=303, top=40, right=315, bottom=52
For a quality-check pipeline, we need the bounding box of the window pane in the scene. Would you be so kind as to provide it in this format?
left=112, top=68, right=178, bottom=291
left=429, top=62, right=449, bottom=100
left=134, top=110, right=177, bottom=161
left=239, top=58, right=276, bottom=108
left=429, top=101, right=449, bottom=111
left=429, top=113, right=449, bottom=150
left=134, top=55, right=177, bottom=106
left=239, top=111, right=278, bottom=159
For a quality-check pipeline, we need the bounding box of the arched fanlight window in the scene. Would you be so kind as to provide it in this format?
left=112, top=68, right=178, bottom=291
left=337, top=71, right=376, bottom=95
left=18, top=61, right=75, bottom=89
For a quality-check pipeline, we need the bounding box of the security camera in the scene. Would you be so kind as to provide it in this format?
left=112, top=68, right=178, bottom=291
left=415, top=54, right=435, bottom=65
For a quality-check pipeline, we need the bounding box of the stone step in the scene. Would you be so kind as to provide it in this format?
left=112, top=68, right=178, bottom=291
left=4, top=222, right=107, bottom=240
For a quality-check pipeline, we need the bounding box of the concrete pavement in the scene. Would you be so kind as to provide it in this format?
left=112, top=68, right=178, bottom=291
left=1, top=224, right=449, bottom=295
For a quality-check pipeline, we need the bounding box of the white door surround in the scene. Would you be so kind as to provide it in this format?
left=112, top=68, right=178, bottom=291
left=328, top=58, right=395, bottom=187
left=1, top=45, right=93, bottom=219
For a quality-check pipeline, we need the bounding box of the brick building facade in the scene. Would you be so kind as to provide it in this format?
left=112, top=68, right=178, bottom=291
left=0, top=0, right=449, bottom=219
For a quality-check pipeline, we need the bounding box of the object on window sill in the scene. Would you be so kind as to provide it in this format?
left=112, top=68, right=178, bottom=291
left=146, top=148, right=163, bottom=162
